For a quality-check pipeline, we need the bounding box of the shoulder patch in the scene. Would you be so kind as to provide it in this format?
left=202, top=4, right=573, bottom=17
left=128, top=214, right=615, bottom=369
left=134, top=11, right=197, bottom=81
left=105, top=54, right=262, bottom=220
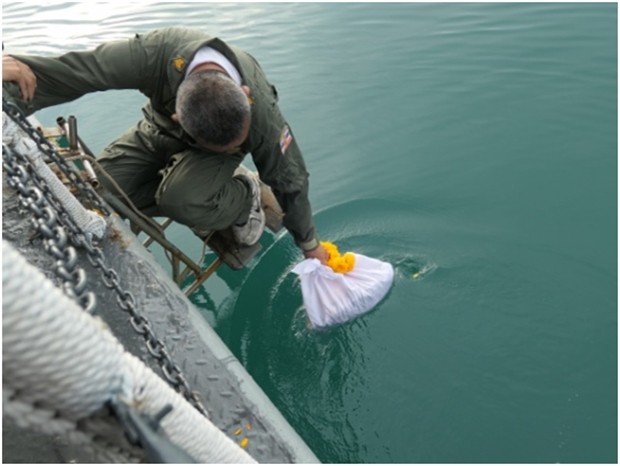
left=172, top=56, right=186, bottom=72
left=279, top=125, right=293, bottom=155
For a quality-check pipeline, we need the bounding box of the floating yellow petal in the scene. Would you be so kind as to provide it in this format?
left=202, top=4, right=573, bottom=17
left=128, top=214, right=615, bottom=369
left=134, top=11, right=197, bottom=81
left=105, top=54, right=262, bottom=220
left=240, top=438, right=250, bottom=449
left=321, top=241, right=356, bottom=274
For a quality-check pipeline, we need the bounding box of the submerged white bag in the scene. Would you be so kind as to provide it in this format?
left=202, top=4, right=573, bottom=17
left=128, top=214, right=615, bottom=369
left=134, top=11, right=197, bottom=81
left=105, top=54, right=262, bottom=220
left=292, top=248, right=394, bottom=328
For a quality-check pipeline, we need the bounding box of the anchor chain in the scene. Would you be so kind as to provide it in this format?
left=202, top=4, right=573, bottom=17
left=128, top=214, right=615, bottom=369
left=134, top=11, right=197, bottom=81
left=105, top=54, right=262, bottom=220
left=3, top=144, right=97, bottom=313
left=2, top=101, right=208, bottom=417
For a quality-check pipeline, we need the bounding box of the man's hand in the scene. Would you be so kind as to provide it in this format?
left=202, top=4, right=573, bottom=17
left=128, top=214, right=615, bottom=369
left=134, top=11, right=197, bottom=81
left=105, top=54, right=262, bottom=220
left=303, top=243, right=329, bottom=265
left=3, top=55, right=37, bottom=101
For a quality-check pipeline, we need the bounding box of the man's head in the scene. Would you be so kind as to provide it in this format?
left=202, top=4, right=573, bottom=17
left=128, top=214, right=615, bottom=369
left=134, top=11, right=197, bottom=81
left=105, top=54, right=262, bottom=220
left=175, top=69, right=251, bottom=153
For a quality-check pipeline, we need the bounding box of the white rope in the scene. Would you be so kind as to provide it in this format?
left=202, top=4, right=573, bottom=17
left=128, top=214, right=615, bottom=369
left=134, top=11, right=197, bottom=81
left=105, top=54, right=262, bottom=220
left=2, top=113, right=106, bottom=241
left=2, top=240, right=256, bottom=463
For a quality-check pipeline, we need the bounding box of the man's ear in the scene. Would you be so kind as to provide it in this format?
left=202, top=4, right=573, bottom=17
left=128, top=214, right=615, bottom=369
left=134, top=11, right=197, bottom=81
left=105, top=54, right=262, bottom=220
left=171, top=113, right=179, bottom=123
left=241, top=85, right=252, bottom=97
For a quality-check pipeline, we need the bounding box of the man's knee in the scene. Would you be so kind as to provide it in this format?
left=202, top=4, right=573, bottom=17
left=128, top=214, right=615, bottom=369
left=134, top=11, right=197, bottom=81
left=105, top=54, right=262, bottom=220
left=156, top=172, right=252, bottom=231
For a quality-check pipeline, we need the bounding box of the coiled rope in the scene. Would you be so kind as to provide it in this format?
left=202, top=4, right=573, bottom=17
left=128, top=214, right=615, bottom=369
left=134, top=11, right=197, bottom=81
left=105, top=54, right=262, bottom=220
left=2, top=240, right=256, bottom=463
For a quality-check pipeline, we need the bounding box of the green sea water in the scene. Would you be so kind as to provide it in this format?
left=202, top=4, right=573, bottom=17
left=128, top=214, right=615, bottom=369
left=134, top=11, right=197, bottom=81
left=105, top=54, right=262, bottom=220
left=3, top=2, right=617, bottom=463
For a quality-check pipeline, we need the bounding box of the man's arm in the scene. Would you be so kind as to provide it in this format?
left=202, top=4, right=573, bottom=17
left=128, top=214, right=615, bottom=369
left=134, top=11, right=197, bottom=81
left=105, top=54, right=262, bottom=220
left=3, top=36, right=151, bottom=114
left=249, top=98, right=327, bottom=263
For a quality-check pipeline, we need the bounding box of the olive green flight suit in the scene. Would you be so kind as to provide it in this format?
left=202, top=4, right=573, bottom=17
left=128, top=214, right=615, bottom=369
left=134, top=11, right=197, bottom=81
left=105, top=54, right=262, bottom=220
left=4, top=27, right=319, bottom=251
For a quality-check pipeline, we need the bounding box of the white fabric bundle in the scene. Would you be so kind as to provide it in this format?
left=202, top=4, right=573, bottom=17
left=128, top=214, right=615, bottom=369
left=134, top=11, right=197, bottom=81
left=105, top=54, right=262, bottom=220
left=292, top=253, right=394, bottom=328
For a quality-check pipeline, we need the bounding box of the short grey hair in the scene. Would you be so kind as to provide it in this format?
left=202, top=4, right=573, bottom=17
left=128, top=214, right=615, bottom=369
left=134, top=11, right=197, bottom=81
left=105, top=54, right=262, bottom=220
left=176, top=70, right=251, bottom=147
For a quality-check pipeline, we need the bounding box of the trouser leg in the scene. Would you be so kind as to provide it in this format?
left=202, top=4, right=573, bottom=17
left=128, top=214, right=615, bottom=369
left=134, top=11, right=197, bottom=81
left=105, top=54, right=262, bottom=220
left=155, top=149, right=253, bottom=232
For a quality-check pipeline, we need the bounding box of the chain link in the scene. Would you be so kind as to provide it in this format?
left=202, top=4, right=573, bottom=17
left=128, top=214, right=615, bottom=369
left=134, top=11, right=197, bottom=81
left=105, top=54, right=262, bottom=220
left=3, top=144, right=98, bottom=314
left=3, top=101, right=208, bottom=417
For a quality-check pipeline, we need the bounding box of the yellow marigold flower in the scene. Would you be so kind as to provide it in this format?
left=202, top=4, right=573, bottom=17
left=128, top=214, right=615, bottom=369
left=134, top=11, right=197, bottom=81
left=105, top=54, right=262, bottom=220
left=343, top=252, right=356, bottom=268
left=320, top=241, right=356, bottom=274
left=322, top=241, right=338, bottom=257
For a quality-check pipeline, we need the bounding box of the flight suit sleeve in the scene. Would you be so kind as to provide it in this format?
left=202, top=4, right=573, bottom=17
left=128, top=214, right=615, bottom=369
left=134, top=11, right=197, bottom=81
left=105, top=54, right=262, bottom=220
left=4, top=35, right=152, bottom=115
left=250, top=100, right=319, bottom=251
